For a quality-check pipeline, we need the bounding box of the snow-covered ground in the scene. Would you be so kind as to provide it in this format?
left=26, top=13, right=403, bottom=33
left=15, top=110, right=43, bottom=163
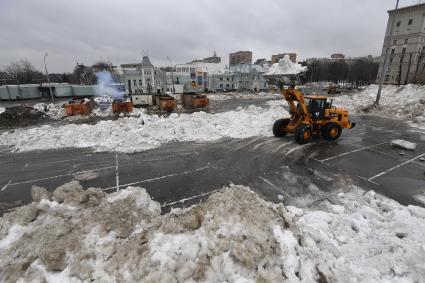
left=1, top=182, right=424, bottom=282
left=207, top=91, right=280, bottom=101
left=0, top=104, right=288, bottom=153
left=333, top=84, right=425, bottom=124
left=0, top=107, right=5, bottom=114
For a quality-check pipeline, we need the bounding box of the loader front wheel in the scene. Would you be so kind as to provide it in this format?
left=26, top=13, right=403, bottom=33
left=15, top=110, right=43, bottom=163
left=322, top=123, right=342, bottom=140
left=295, top=124, right=312, bottom=144
left=273, top=119, right=290, bottom=137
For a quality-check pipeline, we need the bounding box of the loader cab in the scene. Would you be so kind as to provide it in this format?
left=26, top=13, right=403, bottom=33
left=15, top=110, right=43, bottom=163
left=304, top=96, right=328, bottom=120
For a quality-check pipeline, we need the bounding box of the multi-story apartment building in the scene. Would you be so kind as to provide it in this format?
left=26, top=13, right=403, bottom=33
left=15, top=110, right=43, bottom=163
left=229, top=51, right=253, bottom=65
left=271, top=53, right=297, bottom=63
left=377, top=3, right=425, bottom=84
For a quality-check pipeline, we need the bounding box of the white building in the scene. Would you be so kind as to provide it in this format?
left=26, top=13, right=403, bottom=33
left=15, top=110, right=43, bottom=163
left=121, top=56, right=164, bottom=94
left=377, top=3, right=425, bottom=84
left=209, top=64, right=269, bottom=91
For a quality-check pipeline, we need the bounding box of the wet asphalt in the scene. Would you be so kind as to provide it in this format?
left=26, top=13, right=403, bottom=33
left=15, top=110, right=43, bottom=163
left=0, top=97, right=424, bottom=214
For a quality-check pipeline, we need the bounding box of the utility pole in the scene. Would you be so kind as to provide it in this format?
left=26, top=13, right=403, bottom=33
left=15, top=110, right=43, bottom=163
left=167, top=56, right=175, bottom=93
left=43, top=52, right=54, bottom=102
left=375, top=0, right=400, bottom=106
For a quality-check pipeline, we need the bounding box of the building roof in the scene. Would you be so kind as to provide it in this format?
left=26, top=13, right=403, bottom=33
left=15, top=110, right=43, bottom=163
left=388, top=3, right=425, bottom=14
left=141, top=56, right=154, bottom=68
left=121, top=56, right=154, bottom=69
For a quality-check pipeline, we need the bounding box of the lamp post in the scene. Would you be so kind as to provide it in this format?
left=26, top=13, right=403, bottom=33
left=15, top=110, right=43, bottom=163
left=43, top=52, right=54, bottom=102
left=375, top=0, right=399, bottom=106
left=167, top=56, right=175, bottom=93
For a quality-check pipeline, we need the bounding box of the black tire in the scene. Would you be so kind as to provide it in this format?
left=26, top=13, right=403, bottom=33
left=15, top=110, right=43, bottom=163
left=322, top=123, right=342, bottom=140
left=295, top=124, right=312, bottom=144
left=273, top=119, right=290, bottom=137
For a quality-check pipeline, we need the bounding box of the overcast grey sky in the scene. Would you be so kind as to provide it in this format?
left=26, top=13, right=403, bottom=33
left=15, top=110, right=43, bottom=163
left=0, top=0, right=423, bottom=73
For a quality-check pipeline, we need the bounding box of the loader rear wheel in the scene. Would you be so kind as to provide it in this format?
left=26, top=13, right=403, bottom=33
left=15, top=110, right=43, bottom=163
left=273, top=119, right=290, bottom=137
left=322, top=123, right=342, bottom=140
left=295, top=124, right=312, bottom=144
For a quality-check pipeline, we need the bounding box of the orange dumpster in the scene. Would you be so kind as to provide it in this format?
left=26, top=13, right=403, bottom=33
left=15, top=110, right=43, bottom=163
left=64, top=103, right=91, bottom=116
left=159, top=97, right=176, bottom=112
left=112, top=101, right=133, bottom=114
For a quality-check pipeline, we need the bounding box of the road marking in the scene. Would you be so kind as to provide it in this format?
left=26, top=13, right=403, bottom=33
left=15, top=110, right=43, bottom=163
left=356, top=175, right=379, bottom=186
left=161, top=189, right=220, bottom=207
left=368, top=153, right=425, bottom=181
left=7, top=166, right=115, bottom=187
left=1, top=180, right=12, bottom=192
left=259, top=176, right=291, bottom=202
left=102, top=166, right=211, bottom=191
left=115, top=154, right=120, bottom=192
left=367, top=147, right=425, bottom=168
left=259, top=176, right=281, bottom=191
left=319, top=141, right=388, bottom=162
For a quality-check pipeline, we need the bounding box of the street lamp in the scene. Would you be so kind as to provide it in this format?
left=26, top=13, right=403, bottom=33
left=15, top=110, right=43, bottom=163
left=167, top=56, right=175, bottom=93
left=43, top=52, right=54, bottom=102
left=375, top=0, right=399, bottom=106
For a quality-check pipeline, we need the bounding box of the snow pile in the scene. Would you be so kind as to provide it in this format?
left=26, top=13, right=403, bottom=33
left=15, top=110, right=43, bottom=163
left=33, top=103, right=66, bottom=120
left=0, top=104, right=287, bottom=153
left=265, top=55, right=307, bottom=76
left=333, top=84, right=425, bottom=122
left=0, top=107, right=5, bottom=114
left=208, top=92, right=280, bottom=101
left=391, top=139, right=417, bottom=150
left=1, top=183, right=425, bottom=282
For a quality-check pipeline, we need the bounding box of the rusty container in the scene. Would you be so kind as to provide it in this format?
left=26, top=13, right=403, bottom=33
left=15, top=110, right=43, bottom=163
left=112, top=101, right=133, bottom=114
left=181, top=93, right=209, bottom=109
left=64, top=102, right=91, bottom=116
left=159, top=96, right=176, bottom=112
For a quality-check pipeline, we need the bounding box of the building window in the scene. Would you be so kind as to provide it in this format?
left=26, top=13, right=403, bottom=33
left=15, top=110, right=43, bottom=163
left=408, top=19, right=413, bottom=25
left=393, top=40, right=397, bottom=45
left=389, top=57, right=393, bottom=63
left=139, top=80, right=142, bottom=86
left=404, top=38, right=408, bottom=44
left=396, top=21, right=401, bottom=27
left=133, top=80, right=137, bottom=86
left=391, top=48, right=395, bottom=55
left=402, top=47, right=406, bottom=53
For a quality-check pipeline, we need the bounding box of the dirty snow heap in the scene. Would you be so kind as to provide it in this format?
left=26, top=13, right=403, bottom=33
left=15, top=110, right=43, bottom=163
left=1, top=182, right=425, bottom=282
left=333, top=84, right=425, bottom=124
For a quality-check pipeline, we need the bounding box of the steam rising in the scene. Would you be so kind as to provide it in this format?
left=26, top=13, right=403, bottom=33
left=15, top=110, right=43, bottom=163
left=94, top=71, right=124, bottom=100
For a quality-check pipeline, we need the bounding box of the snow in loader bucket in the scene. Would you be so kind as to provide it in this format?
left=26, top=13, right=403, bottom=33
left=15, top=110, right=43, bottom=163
left=263, top=55, right=307, bottom=87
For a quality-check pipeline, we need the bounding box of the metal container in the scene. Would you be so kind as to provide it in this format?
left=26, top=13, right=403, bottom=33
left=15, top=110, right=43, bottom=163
left=181, top=93, right=209, bottom=109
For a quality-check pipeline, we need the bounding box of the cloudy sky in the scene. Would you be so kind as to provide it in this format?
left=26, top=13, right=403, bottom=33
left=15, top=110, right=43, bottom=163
left=0, top=0, right=423, bottom=73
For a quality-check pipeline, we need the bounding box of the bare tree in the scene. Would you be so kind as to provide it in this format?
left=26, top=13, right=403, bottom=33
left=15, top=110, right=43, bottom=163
left=5, top=61, right=23, bottom=84
left=4, top=60, right=43, bottom=84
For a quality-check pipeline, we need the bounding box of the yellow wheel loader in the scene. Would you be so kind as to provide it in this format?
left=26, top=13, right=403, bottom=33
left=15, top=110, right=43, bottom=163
left=265, top=75, right=355, bottom=144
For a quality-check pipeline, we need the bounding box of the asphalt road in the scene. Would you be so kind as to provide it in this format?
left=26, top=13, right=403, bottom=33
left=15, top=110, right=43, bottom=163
left=1, top=113, right=424, bottom=215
